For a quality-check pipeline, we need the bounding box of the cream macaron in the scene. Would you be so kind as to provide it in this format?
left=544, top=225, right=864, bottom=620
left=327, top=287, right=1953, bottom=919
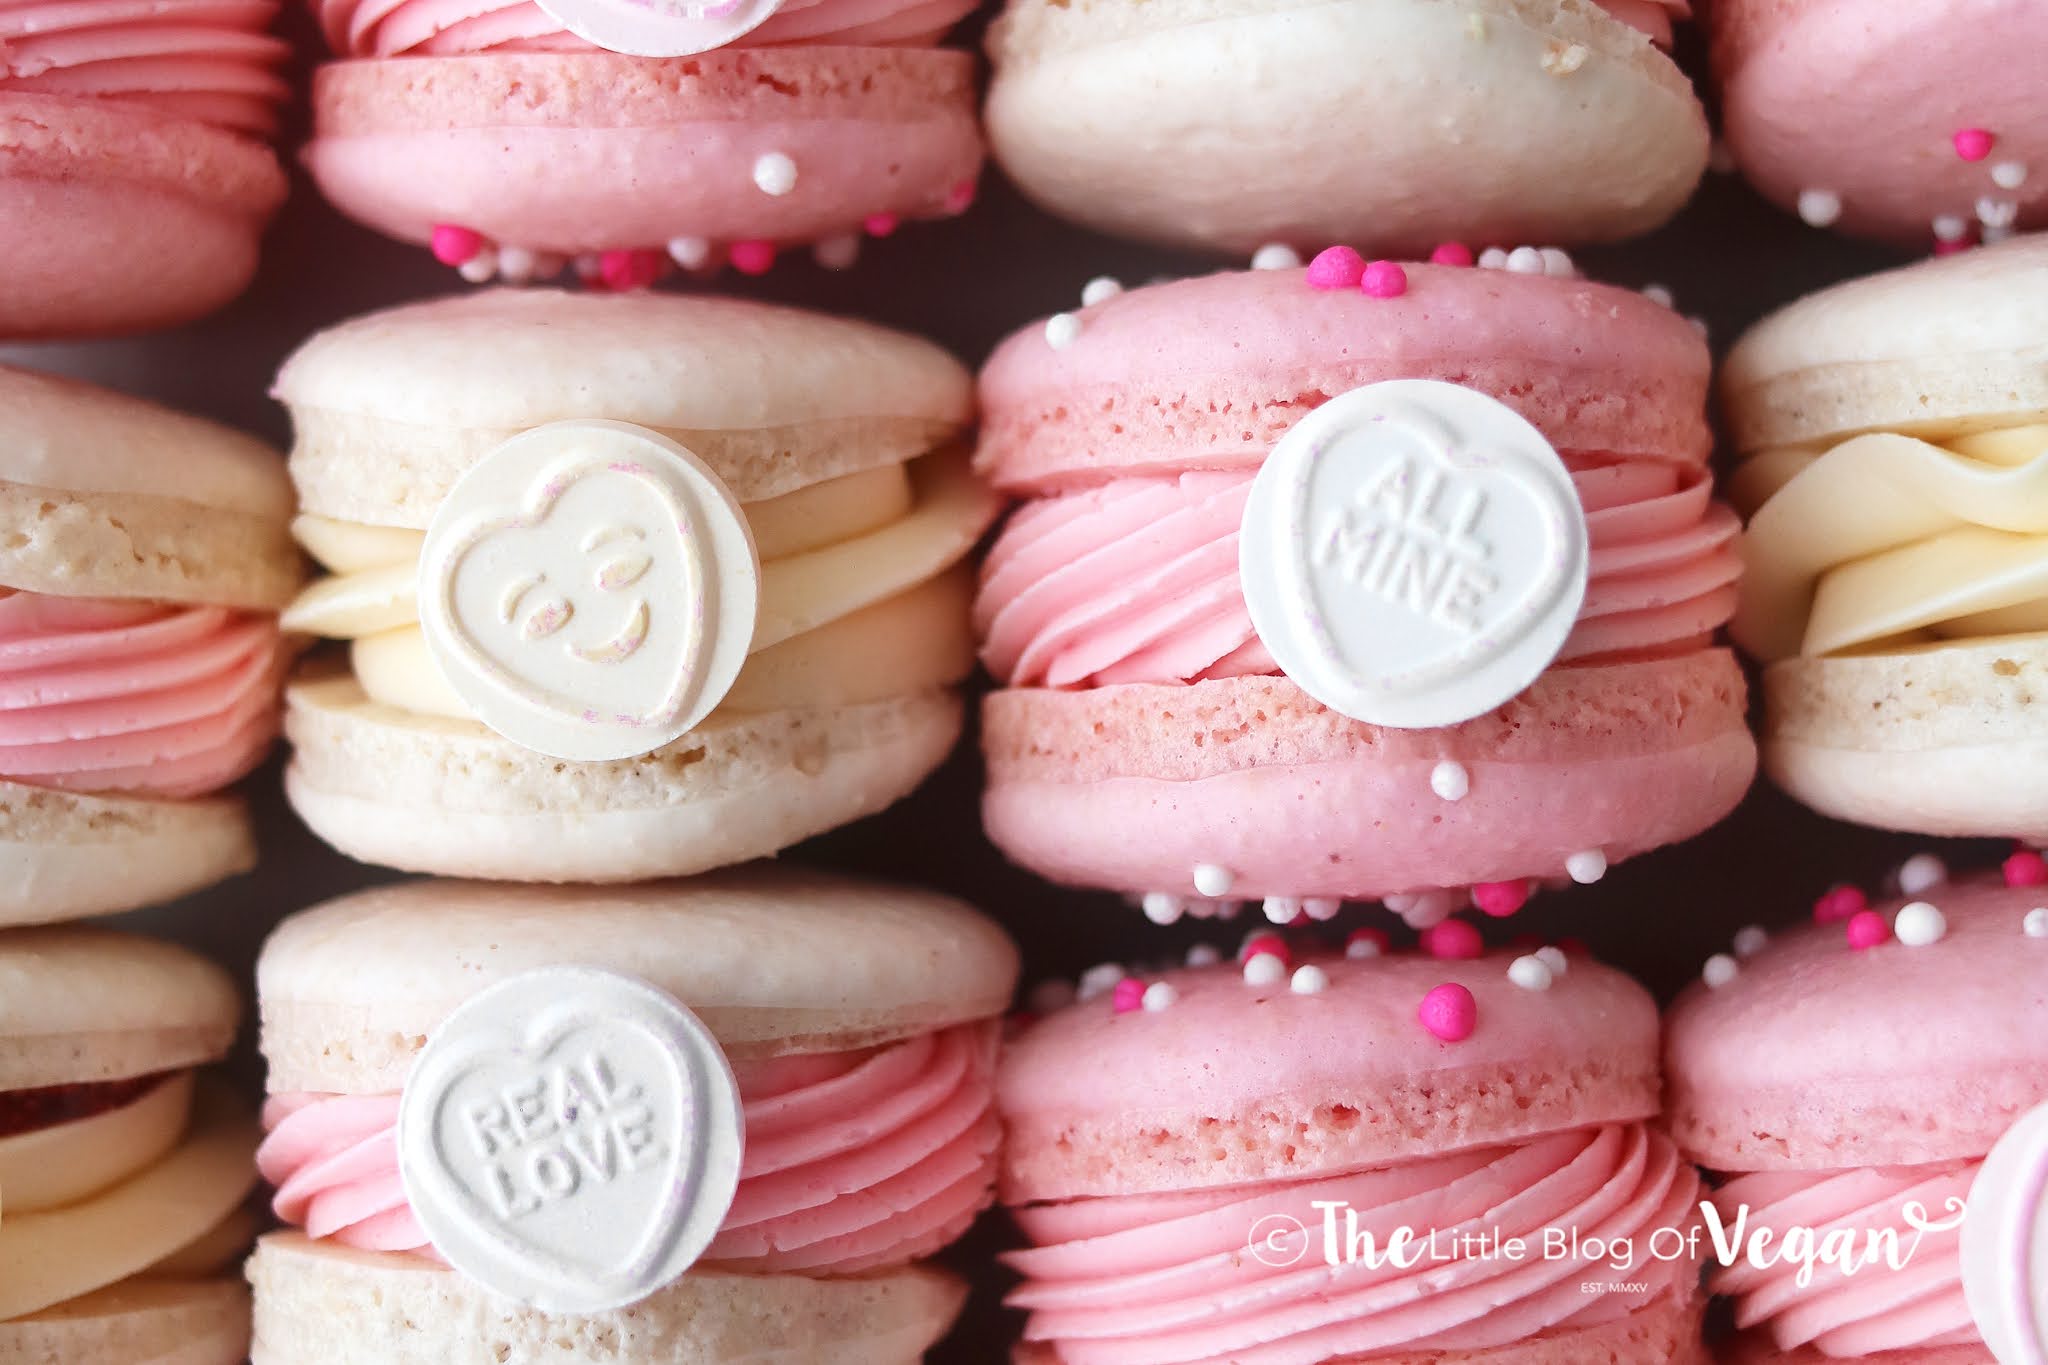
left=1728, top=233, right=2048, bottom=836
left=247, top=868, right=1020, bottom=1364
left=0, top=367, right=298, bottom=926
left=274, top=289, right=995, bottom=881
left=0, top=927, right=259, bottom=1364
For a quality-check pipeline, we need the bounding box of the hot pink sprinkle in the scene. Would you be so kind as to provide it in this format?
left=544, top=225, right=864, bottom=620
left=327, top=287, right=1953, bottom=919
left=1305, top=246, right=1366, bottom=290
left=1111, top=978, right=1145, bottom=1014
left=1955, top=128, right=1996, bottom=161
left=1238, top=933, right=1290, bottom=967
left=430, top=224, right=484, bottom=266
left=1430, top=242, right=1475, bottom=267
left=1361, top=260, right=1409, bottom=298
left=863, top=213, right=900, bottom=238
left=1419, top=983, right=1477, bottom=1041
left=597, top=249, right=661, bottom=292
left=729, top=240, right=777, bottom=276
left=1422, top=919, right=1483, bottom=960
left=1935, top=237, right=1976, bottom=256
left=1346, top=927, right=1390, bottom=956
left=2006, top=851, right=2048, bottom=887
left=1472, top=880, right=1530, bottom=918
left=1556, top=937, right=1590, bottom=958
left=943, top=180, right=977, bottom=215
left=1813, top=884, right=1867, bottom=924
left=1845, top=910, right=1891, bottom=951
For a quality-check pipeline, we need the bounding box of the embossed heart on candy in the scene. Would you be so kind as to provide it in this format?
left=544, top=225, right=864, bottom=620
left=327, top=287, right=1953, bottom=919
left=397, top=967, right=744, bottom=1314
left=419, top=420, right=759, bottom=763
left=1240, top=380, right=1590, bottom=730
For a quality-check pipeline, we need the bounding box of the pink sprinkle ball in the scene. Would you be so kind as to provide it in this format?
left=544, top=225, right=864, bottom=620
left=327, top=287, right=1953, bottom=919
left=1955, top=128, right=1996, bottom=161
left=430, top=224, right=484, bottom=266
left=729, top=240, right=777, bottom=275
left=1111, top=978, right=1145, bottom=1014
left=1305, top=245, right=1366, bottom=290
left=943, top=179, right=977, bottom=215
left=1429, top=242, right=1475, bottom=267
left=1419, top=983, right=1478, bottom=1041
left=1360, top=260, right=1408, bottom=298
left=2005, top=851, right=2048, bottom=887
left=1813, top=884, right=1867, bottom=924
left=1472, top=880, right=1530, bottom=918
left=1422, top=919, right=1483, bottom=960
left=1934, top=237, right=1975, bottom=256
left=1238, top=933, right=1290, bottom=967
left=863, top=212, right=900, bottom=237
left=1845, top=910, right=1891, bottom=951
left=598, top=249, right=661, bottom=292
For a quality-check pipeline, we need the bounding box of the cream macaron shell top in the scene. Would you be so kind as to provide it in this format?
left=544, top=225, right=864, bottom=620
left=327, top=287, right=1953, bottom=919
left=273, top=290, right=995, bottom=880
left=0, top=929, right=256, bottom=1359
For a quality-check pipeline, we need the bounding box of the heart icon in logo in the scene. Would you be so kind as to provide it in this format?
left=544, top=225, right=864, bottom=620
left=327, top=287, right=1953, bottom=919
left=418, top=420, right=759, bottom=762
left=397, top=967, right=745, bottom=1314
left=1240, top=379, right=1589, bottom=729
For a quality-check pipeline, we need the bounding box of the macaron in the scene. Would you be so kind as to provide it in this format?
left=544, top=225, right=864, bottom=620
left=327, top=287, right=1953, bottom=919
left=0, top=366, right=298, bottom=926
left=1664, top=870, right=2048, bottom=1361
left=274, top=289, right=994, bottom=882
left=0, top=927, right=257, bottom=1364
left=0, top=4, right=289, bottom=338
left=983, top=0, right=1707, bottom=257
left=1000, top=936, right=1706, bottom=1363
left=1727, top=233, right=2048, bottom=837
left=973, top=261, right=1754, bottom=919
left=304, top=0, right=984, bottom=284
left=248, top=868, right=1020, bottom=1364
left=1709, top=0, right=2046, bottom=247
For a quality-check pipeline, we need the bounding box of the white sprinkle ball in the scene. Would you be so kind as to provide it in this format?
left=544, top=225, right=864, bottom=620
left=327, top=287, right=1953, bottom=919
left=1932, top=214, right=1970, bottom=243
left=1641, top=284, right=1675, bottom=308
left=1077, top=963, right=1126, bottom=1001
left=1894, top=901, right=1948, bottom=947
left=2025, top=909, right=2048, bottom=938
left=1992, top=162, right=2030, bottom=191
left=1346, top=935, right=1382, bottom=960
left=1702, top=953, right=1740, bottom=989
left=1430, top=760, right=1471, bottom=801
left=1896, top=853, right=1947, bottom=896
left=667, top=236, right=711, bottom=269
left=1505, top=245, right=1546, bottom=274
left=1565, top=849, right=1608, bottom=884
left=1731, top=925, right=1770, bottom=959
left=1081, top=276, right=1124, bottom=307
left=1185, top=944, right=1223, bottom=967
left=1192, top=863, right=1235, bottom=898
left=1507, top=955, right=1554, bottom=992
left=752, top=152, right=798, bottom=196
left=1535, top=945, right=1570, bottom=977
left=1045, top=313, right=1082, bottom=350
left=1303, top=898, right=1343, bottom=922
left=1141, top=892, right=1186, bottom=926
left=1142, top=982, right=1179, bottom=1012
left=813, top=235, right=861, bottom=270
left=457, top=247, right=498, bottom=284
left=1797, top=188, right=1843, bottom=227
left=1290, top=965, right=1330, bottom=995
left=1251, top=243, right=1302, bottom=270
left=1478, top=247, right=1509, bottom=270
left=1263, top=896, right=1301, bottom=925
left=1243, top=952, right=1287, bottom=987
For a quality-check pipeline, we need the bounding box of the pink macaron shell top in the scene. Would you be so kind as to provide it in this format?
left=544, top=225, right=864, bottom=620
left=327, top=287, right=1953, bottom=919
left=0, top=0, right=290, bottom=136
left=311, top=0, right=971, bottom=55
left=0, top=590, right=284, bottom=798
left=974, top=266, right=1713, bottom=497
left=999, top=946, right=1661, bottom=1205
left=256, top=1021, right=999, bottom=1275
left=1664, top=876, right=2048, bottom=1173
left=1712, top=0, right=2048, bottom=243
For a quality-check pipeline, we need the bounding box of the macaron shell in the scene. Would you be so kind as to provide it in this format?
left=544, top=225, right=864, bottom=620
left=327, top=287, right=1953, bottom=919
left=998, top=950, right=1660, bottom=1203
left=984, top=0, right=1706, bottom=255
left=1763, top=636, right=2048, bottom=838
left=246, top=1231, right=966, bottom=1364
left=982, top=654, right=1754, bottom=899
left=305, top=48, right=981, bottom=259
left=257, top=865, right=1019, bottom=1092
left=1711, top=0, right=2048, bottom=244
left=1665, top=878, right=2048, bottom=1171
left=0, top=1278, right=251, bottom=1365
left=975, top=265, right=1713, bottom=494
left=0, top=94, right=286, bottom=340
left=1721, top=1335, right=1994, bottom=1365
left=0, top=781, right=255, bottom=928
left=1721, top=234, right=2048, bottom=450
left=0, top=927, right=238, bottom=1089
left=282, top=673, right=961, bottom=883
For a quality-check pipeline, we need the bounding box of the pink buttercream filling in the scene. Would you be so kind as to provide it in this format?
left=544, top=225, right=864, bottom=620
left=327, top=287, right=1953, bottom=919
left=1004, top=1124, right=1700, bottom=1365
left=0, top=0, right=290, bottom=134
left=0, top=592, right=283, bottom=798
left=976, top=460, right=1740, bottom=689
left=257, top=1022, right=1000, bottom=1275
left=310, top=0, right=971, bottom=56
left=1711, top=1162, right=1980, bottom=1358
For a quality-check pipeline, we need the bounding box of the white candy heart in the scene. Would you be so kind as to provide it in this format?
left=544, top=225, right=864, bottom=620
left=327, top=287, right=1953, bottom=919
left=1240, top=379, right=1589, bottom=728
left=1962, top=1100, right=2048, bottom=1364
left=418, top=420, right=758, bottom=762
left=397, top=967, right=744, bottom=1314
left=536, top=0, right=782, bottom=56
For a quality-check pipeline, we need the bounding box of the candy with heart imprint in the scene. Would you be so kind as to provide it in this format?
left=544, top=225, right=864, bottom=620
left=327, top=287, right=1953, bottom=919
left=417, top=419, right=760, bottom=763
left=1962, top=1099, right=2048, bottom=1365
left=1239, top=379, right=1590, bottom=730
left=396, top=967, right=745, bottom=1314
left=535, top=0, right=783, bottom=56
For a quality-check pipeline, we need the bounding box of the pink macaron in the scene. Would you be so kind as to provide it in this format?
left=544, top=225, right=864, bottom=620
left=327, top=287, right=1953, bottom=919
left=1664, top=869, right=2048, bottom=1362
left=0, top=0, right=290, bottom=338
left=972, top=259, right=1755, bottom=922
left=1709, top=0, right=2046, bottom=246
left=1000, top=935, right=1708, bottom=1363
left=303, top=0, right=985, bottom=284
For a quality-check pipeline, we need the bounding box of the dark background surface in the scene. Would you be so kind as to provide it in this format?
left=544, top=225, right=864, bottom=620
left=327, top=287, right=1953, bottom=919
left=0, top=18, right=2014, bottom=1361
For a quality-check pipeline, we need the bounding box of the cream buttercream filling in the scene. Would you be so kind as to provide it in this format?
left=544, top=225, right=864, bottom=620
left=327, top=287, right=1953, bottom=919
left=284, top=453, right=996, bottom=721
left=1733, top=423, right=2048, bottom=662
left=0, top=1077, right=258, bottom=1322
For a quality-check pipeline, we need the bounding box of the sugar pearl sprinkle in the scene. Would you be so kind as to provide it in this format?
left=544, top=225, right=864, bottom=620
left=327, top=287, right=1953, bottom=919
left=1243, top=952, right=1287, bottom=987
left=752, top=152, right=798, bottom=196
left=1290, top=965, right=1330, bottom=996
left=1251, top=243, right=1302, bottom=270
left=1346, top=928, right=1389, bottom=959
left=1641, top=284, right=1675, bottom=309
left=1262, top=896, right=1300, bottom=925
left=1731, top=925, right=1770, bottom=959
left=1534, top=945, right=1570, bottom=978
left=1141, top=892, right=1186, bottom=926
left=1142, top=982, right=1178, bottom=1012
left=1424, top=759, right=1472, bottom=802
left=1797, top=188, right=1843, bottom=228
left=667, top=236, right=712, bottom=270
left=1080, top=276, right=1123, bottom=307
left=1894, top=901, right=1948, bottom=947
left=1192, top=863, right=1235, bottom=898
left=1044, top=313, right=1082, bottom=350
left=1933, top=214, right=1971, bottom=244
left=1565, top=849, right=1608, bottom=884
left=813, top=235, right=860, bottom=271
left=1185, top=943, right=1223, bottom=967
left=1419, top=983, right=1478, bottom=1041
left=1991, top=162, right=2030, bottom=191
left=1896, top=853, right=1947, bottom=896
left=1701, top=953, right=1740, bottom=989
left=1076, top=963, right=1127, bottom=1001
left=2026, top=909, right=2048, bottom=938
left=1507, top=955, right=1554, bottom=992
